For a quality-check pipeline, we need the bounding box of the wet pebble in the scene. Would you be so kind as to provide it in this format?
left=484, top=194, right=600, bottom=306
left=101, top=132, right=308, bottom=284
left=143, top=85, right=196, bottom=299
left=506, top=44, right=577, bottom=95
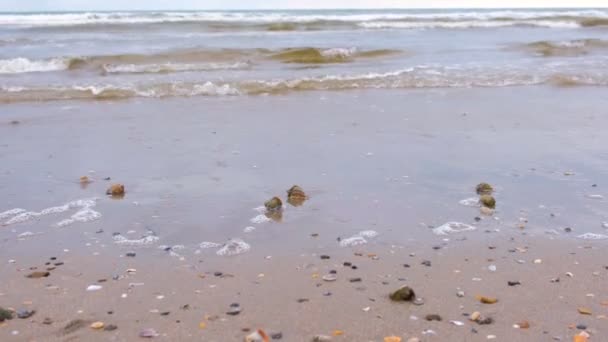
left=226, top=303, right=242, bottom=316
left=139, top=328, right=159, bottom=338
left=125, top=252, right=136, bottom=257
left=425, top=314, right=442, bottom=321
left=17, top=310, right=35, bottom=319
left=320, top=255, right=330, bottom=260
left=42, top=317, right=53, bottom=325
left=104, top=324, right=118, bottom=331
left=271, top=332, right=283, bottom=339
left=313, top=335, right=332, bottom=342
left=508, top=281, right=521, bottom=286
left=421, top=260, right=431, bottom=267
left=343, top=262, right=352, bottom=267
left=349, top=277, right=362, bottom=283
left=576, top=324, right=587, bottom=330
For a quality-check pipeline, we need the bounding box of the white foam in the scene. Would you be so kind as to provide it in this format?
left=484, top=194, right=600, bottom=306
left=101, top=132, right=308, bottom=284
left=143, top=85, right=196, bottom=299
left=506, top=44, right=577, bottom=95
left=578, top=233, right=608, bottom=240
left=199, top=241, right=222, bottom=249
left=103, top=62, right=250, bottom=74
left=339, top=230, right=379, bottom=247
left=587, top=194, right=604, bottom=200
left=250, top=214, right=271, bottom=224
left=0, top=57, right=68, bottom=74
left=3, top=199, right=99, bottom=226
left=244, top=226, right=256, bottom=233
left=459, top=197, right=480, bottom=207
left=602, top=222, right=608, bottom=229
left=433, top=222, right=477, bottom=235
left=320, top=47, right=357, bottom=58
left=113, top=232, right=159, bottom=246
left=0, top=208, right=26, bottom=220
left=216, top=239, right=251, bottom=256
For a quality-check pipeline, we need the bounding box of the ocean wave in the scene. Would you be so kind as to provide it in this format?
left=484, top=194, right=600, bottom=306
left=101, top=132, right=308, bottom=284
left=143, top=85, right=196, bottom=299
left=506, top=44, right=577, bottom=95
left=358, top=20, right=582, bottom=29
left=102, top=61, right=251, bottom=74
left=1, top=10, right=607, bottom=30
left=519, top=39, right=608, bottom=57
left=2, top=65, right=608, bottom=102
left=0, top=57, right=70, bottom=74
left=269, top=47, right=399, bottom=64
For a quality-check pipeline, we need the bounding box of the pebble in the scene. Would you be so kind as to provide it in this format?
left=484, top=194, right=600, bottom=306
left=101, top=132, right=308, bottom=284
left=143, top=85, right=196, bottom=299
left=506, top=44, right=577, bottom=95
left=508, top=281, right=521, bottom=286
left=227, top=303, right=242, bottom=316
left=349, top=277, right=362, bottom=283
left=312, top=335, right=332, bottom=341
left=104, top=324, right=118, bottom=331
left=26, top=271, right=50, bottom=279
left=425, top=314, right=442, bottom=321
left=450, top=320, right=465, bottom=326
left=271, top=332, right=283, bottom=339
left=456, top=291, right=465, bottom=298
left=42, top=317, right=53, bottom=325
left=470, top=312, right=481, bottom=321
left=488, top=265, right=497, bottom=272
left=576, top=324, right=587, bottom=330
left=421, top=260, right=431, bottom=267
left=534, top=259, right=542, bottom=264
left=125, top=252, right=136, bottom=257
left=16, top=309, right=35, bottom=319
left=320, top=255, right=331, bottom=260
left=86, top=285, right=103, bottom=291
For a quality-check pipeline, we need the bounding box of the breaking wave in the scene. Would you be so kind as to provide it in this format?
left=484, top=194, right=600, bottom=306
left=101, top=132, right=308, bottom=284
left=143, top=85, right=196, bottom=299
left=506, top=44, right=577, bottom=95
left=519, top=39, right=608, bottom=57
left=2, top=64, right=608, bottom=103
left=269, top=47, right=399, bottom=64
left=0, top=57, right=70, bottom=74
left=1, top=10, right=607, bottom=30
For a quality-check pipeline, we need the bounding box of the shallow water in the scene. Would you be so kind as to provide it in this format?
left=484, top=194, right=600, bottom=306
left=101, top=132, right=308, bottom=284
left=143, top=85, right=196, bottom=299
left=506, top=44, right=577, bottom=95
left=1, top=9, right=608, bottom=102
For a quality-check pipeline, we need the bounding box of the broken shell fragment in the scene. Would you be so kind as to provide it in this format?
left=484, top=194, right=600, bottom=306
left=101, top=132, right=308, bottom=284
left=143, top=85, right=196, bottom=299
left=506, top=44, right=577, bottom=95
left=578, top=307, right=592, bottom=315
left=476, top=183, right=494, bottom=195
left=470, top=311, right=481, bottom=322
left=245, top=329, right=270, bottom=342
left=479, top=195, right=496, bottom=209
left=476, top=295, right=498, bottom=304
left=384, top=337, right=402, bottom=342
left=389, top=286, right=415, bottom=302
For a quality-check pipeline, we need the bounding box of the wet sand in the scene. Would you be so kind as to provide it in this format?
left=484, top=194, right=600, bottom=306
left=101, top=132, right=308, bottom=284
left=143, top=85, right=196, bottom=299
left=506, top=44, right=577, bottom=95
left=1, top=87, right=608, bottom=341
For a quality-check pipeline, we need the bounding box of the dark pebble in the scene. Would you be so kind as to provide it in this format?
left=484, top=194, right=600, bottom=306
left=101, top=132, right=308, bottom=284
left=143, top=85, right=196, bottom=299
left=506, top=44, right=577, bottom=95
left=107, top=311, right=113, bottom=315
left=320, top=255, right=330, bottom=260
left=478, top=317, right=494, bottom=325
left=351, top=265, right=358, bottom=270
left=425, top=314, right=442, bottom=321
left=329, top=270, right=337, bottom=274
left=403, top=264, right=410, bottom=268
left=95, top=229, right=104, bottom=234
left=576, top=324, right=587, bottom=330
left=50, top=257, right=57, bottom=260
left=508, top=281, right=521, bottom=286
left=45, top=262, right=50, bottom=266
left=42, top=317, right=53, bottom=325
left=271, top=332, right=283, bottom=339
left=104, top=177, right=111, bottom=181
left=104, top=324, right=118, bottom=331
left=323, top=292, right=332, bottom=296
left=349, top=277, right=362, bottom=283
left=17, top=310, right=35, bottom=319
left=46, top=267, right=56, bottom=271
left=343, top=262, right=352, bottom=267
left=421, top=260, right=431, bottom=267
left=214, top=272, right=223, bottom=277
left=432, top=246, right=441, bottom=250
left=125, top=252, right=136, bottom=257
left=160, top=311, right=170, bottom=316
left=54, top=262, right=64, bottom=266
left=297, top=298, right=309, bottom=303
left=181, top=304, right=190, bottom=310
left=564, top=227, right=572, bottom=233
left=474, top=216, right=481, bottom=222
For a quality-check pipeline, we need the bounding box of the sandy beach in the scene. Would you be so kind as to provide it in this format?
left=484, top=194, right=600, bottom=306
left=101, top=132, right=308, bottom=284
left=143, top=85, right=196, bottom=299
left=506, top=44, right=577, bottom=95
left=1, top=87, right=607, bottom=341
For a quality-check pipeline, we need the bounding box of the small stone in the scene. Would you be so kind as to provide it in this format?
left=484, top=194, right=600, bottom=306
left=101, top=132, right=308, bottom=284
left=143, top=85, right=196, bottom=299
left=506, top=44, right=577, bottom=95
left=470, top=312, right=481, bottom=322
left=104, top=324, right=118, bottom=331
left=320, top=255, right=330, bottom=260
left=214, top=272, right=223, bottom=277
left=576, top=324, right=587, bottom=330
left=271, top=332, right=283, bottom=339
left=80, top=176, right=92, bottom=184
left=264, top=197, right=282, bottom=211
left=287, top=185, right=307, bottom=206
left=42, top=317, right=53, bottom=325
left=343, top=262, right=352, bottom=267
left=480, top=195, right=496, bottom=209
left=227, top=303, right=242, bottom=316
left=312, top=335, right=332, bottom=342
left=26, top=271, right=50, bottom=279
left=62, top=319, right=87, bottom=335
left=421, top=260, right=431, bottom=267
left=478, top=317, right=494, bottom=325
left=488, top=265, right=497, bottom=272
left=125, top=252, right=136, bottom=257
left=534, top=259, right=542, bottom=264
left=16, top=310, right=35, bottom=319
left=90, top=321, right=104, bottom=329
left=564, top=227, right=572, bottom=233
left=457, top=291, right=465, bottom=298
left=425, top=314, right=442, bottom=321
left=508, top=281, right=521, bottom=286
left=86, top=285, right=103, bottom=291
left=297, top=298, right=309, bottom=303
left=349, top=277, right=362, bottom=283
left=106, top=184, right=125, bottom=197
left=389, top=286, right=415, bottom=302
left=160, top=311, right=170, bottom=316
left=566, top=272, right=574, bottom=277
left=476, top=183, right=494, bottom=195
left=139, top=328, right=159, bottom=338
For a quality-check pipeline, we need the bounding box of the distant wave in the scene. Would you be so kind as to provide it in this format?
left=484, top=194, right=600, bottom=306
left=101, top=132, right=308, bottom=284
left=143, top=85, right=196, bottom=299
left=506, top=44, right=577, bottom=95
left=518, top=39, right=608, bottom=57
left=1, top=10, right=607, bottom=30
left=0, top=47, right=399, bottom=75
left=2, top=65, right=607, bottom=103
